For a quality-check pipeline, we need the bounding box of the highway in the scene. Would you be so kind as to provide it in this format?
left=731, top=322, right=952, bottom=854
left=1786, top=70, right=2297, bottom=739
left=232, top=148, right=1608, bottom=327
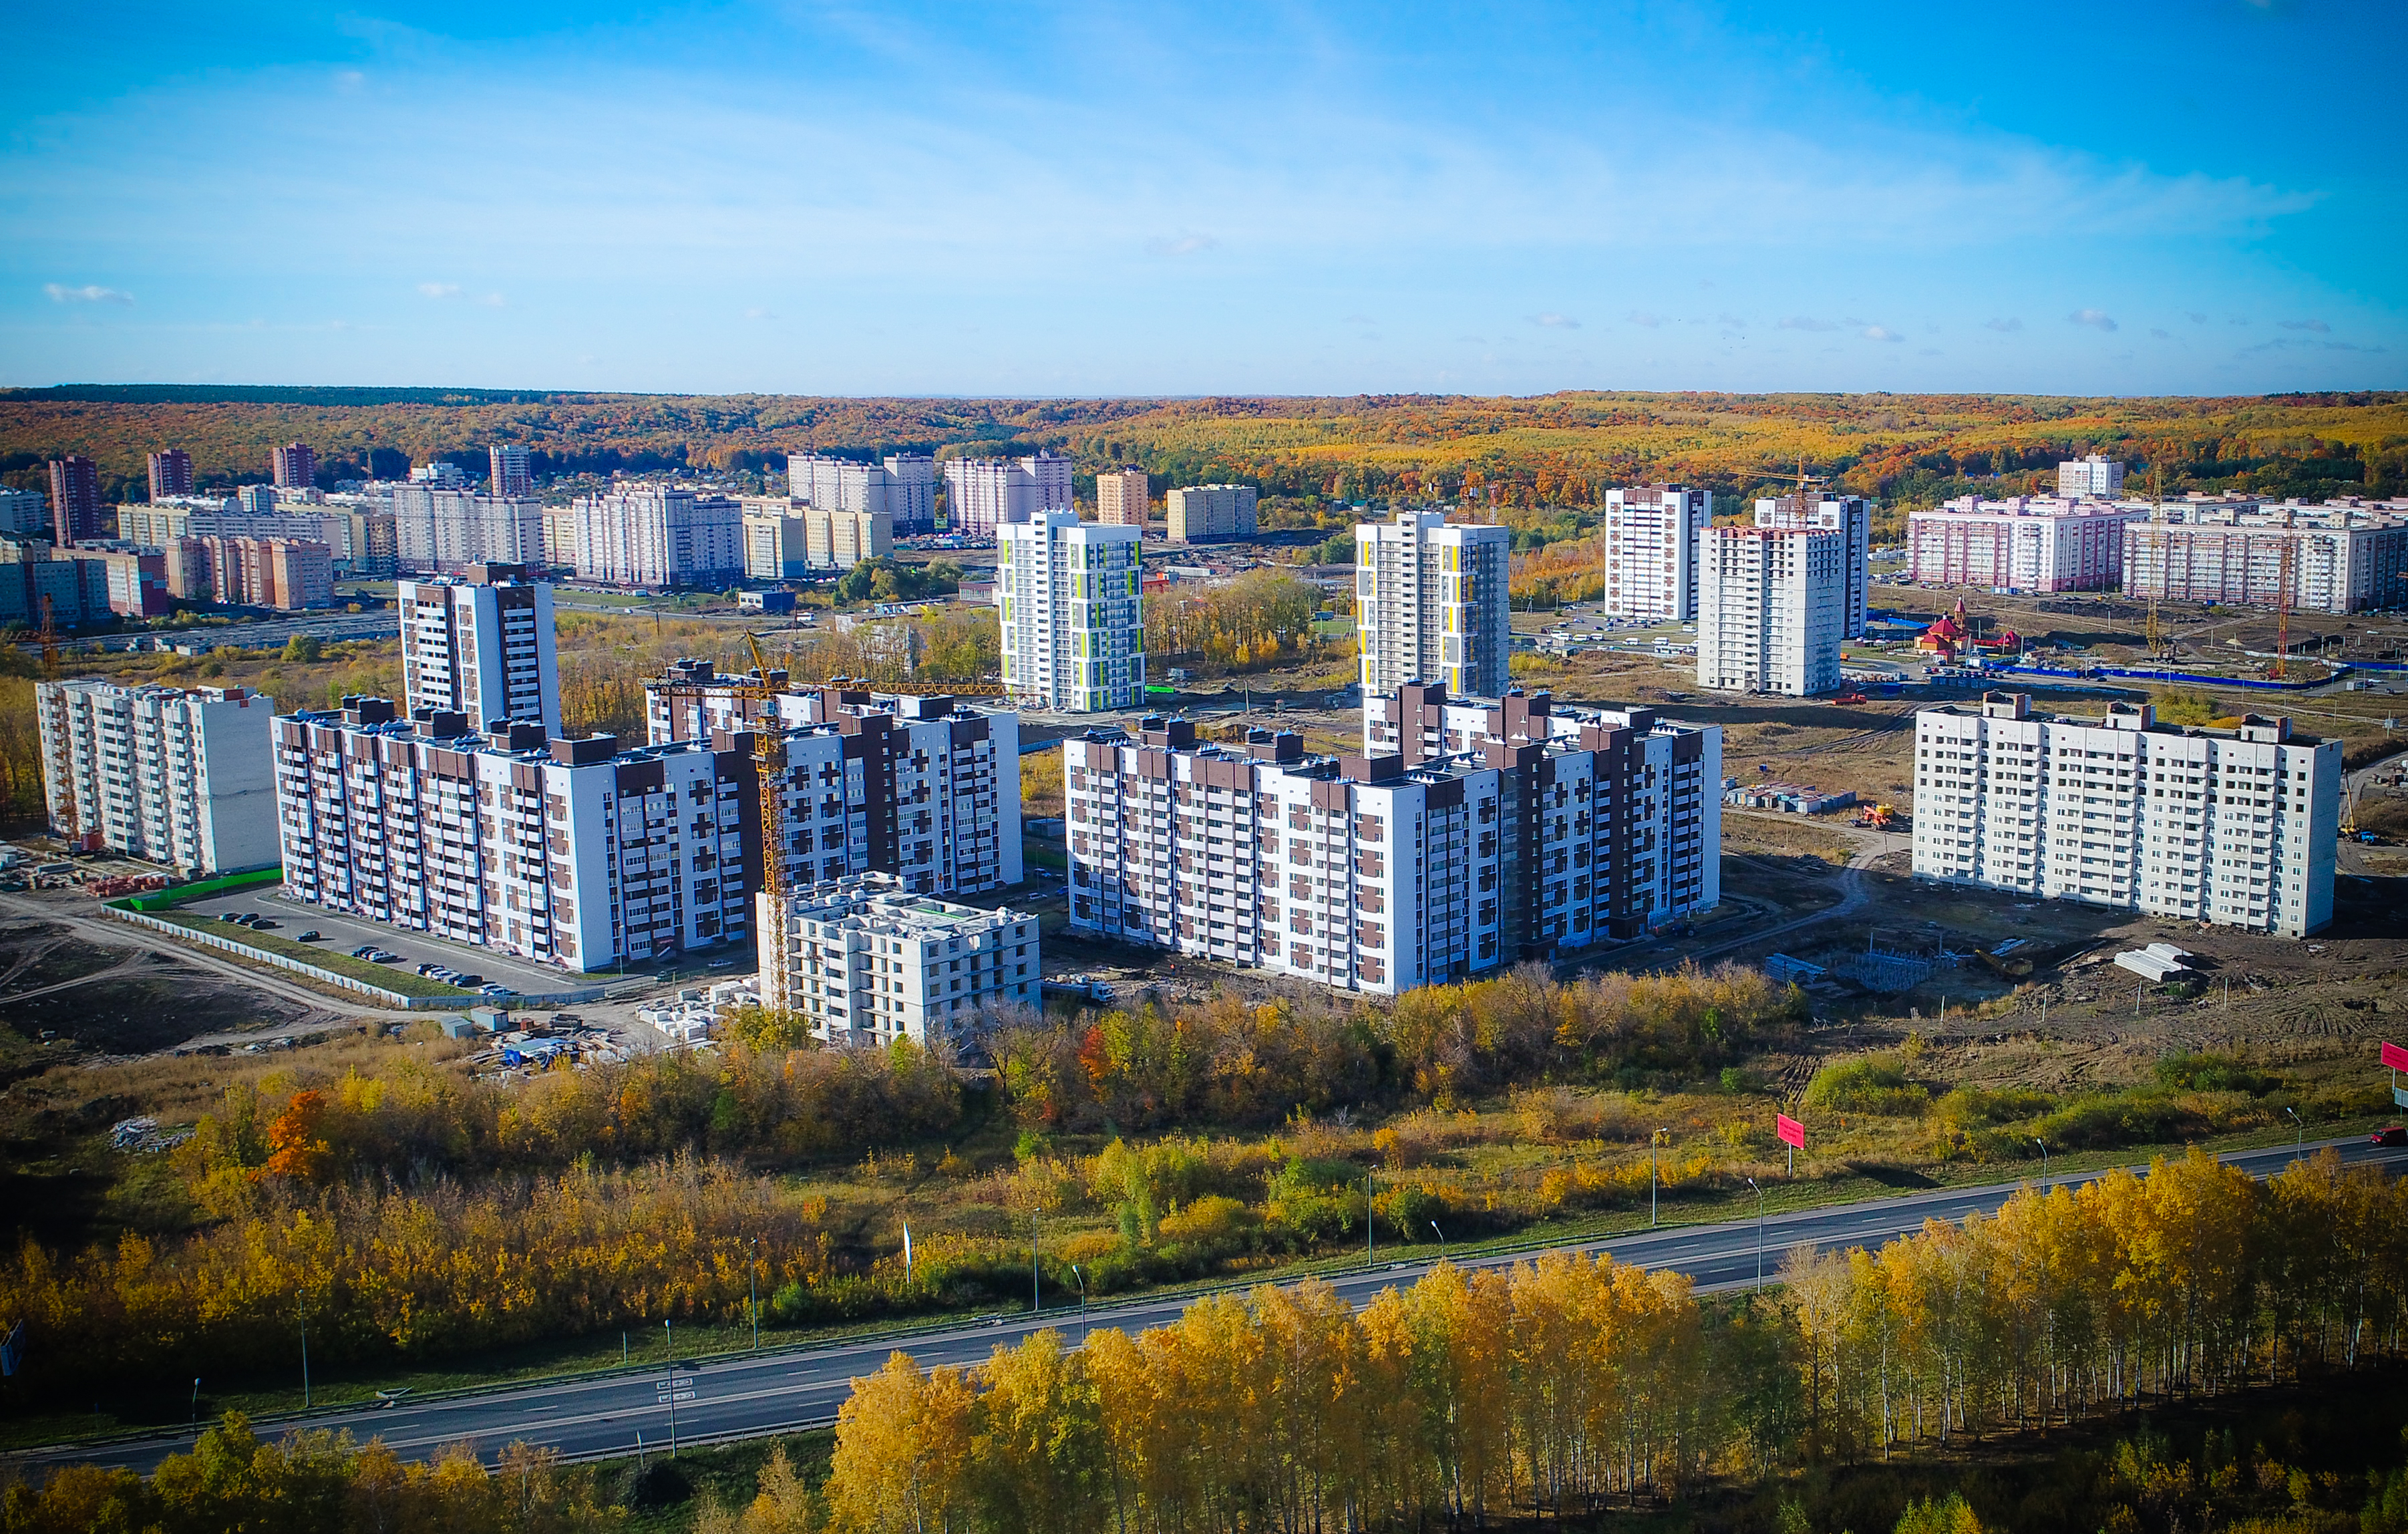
left=19, top=1133, right=2405, bottom=1477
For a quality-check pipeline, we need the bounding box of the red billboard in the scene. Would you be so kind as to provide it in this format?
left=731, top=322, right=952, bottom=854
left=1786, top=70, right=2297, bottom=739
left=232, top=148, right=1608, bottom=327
left=1776, top=1113, right=1805, bottom=1150
left=2383, top=1041, right=2408, bottom=1072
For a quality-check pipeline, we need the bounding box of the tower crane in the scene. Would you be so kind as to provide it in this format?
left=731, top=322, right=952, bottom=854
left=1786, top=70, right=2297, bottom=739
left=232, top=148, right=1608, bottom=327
left=2271, top=539, right=2295, bottom=682
left=2143, top=464, right=2170, bottom=662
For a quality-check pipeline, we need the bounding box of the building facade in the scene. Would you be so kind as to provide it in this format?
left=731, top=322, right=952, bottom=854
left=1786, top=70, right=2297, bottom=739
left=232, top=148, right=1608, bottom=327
left=1, top=535, right=112, bottom=629
left=1905, top=496, right=2147, bottom=592
left=784, top=453, right=937, bottom=533
left=1754, top=493, right=1870, bottom=638
left=997, top=511, right=1145, bottom=711
left=755, top=873, right=1039, bottom=1046
left=1166, top=484, right=1258, bottom=543
left=148, top=450, right=195, bottom=500
left=0, top=488, right=45, bottom=537
left=1600, top=484, right=1711, bottom=620
left=391, top=486, right=546, bottom=573
left=645, top=666, right=1025, bottom=898
left=1912, top=693, right=2340, bottom=937
left=941, top=454, right=1074, bottom=536
left=274, top=702, right=759, bottom=971
left=271, top=443, right=317, bottom=490
left=570, top=487, right=744, bottom=587
left=742, top=500, right=812, bottom=580
left=58, top=545, right=172, bottom=617
left=1355, top=510, right=1512, bottom=700
left=36, top=680, right=279, bottom=873
left=46, top=456, right=106, bottom=545
left=2058, top=455, right=2126, bottom=498
left=488, top=444, right=534, bottom=497
left=1095, top=466, right=1148, bottom=526
left=1065, top=700, right=1719, bottom=993
left=2120, top=502, right=2408, bottom=614
left=399, top=567, right=562, bottom=734
left=1697, top=525, right=1843, bottom=696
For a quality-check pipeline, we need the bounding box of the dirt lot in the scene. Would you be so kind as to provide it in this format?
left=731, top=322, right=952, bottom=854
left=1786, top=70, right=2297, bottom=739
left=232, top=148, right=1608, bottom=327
left=0, top=913, right=319, bottom=1065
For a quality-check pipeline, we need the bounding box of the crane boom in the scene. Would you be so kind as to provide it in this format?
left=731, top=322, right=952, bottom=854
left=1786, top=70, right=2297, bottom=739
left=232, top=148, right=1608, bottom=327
left=741, top=632, right=793, bottom=899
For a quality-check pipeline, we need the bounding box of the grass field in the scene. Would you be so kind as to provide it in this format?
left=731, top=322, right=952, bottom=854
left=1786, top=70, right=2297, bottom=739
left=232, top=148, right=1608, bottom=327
left=145, top=911, right=476, bottom=999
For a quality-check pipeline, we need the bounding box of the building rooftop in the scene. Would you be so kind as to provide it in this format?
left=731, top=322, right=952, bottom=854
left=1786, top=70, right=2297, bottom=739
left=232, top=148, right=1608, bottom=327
left=1930, top=692, right=2323, bottom=746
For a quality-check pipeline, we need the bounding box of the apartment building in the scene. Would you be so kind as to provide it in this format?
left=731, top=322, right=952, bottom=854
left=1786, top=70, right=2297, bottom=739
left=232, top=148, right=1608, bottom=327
left=997, top=511, right=1145, bottom=712
left=46, top=456, right=106, bottom=544
left=36, top=680, right=279, bottom=873
left=570, top=486, right=744, bottom=587
left=941, top=454, right=1073, bottom=536
left=488, top=444, right=534, bottom=498
left=1696, top=525, right=1843, bottom=696
left=1600, top=484, right=1711, bottom=620
left=2058, top=454, right=2126, bottom=498
left=1912, top=693, right=2340, bottom=937
left=2121, top=500, right=2408, bottom=614
left=1166, top=484, right=1258, bottom=543
left=0, top=535, right=113, bottom=629
left=236, top=485, right=280, bottom=516
left=1754, top=493, right=1870, bottom=638
left=399, top=566, right=562, bottom=734
left=1064, top=701, right=1719, bottom=993
left=645, top=664, right=1025, bottom=898
left=0, top=488, right=45, bottom=537
left=742, top=500, right=811, bottom=579
left=1906, top=496, right=2147, bottom=592
left=1095, top=466, right=1148, bottom=526
left=189, top=536, right=334, bottom=610
left=271, top=442, right=317, bottom=490
left=57, top=545, right=171, bottom=617
left=148, top=449, right=195, bottom=499
left=390, top=485, right=545, bottom=573
left=273, top=701, right=758, bottom=971
left=1355, top=510, right=1512, bottom=700
left=755, top=873, right=1039, bottom=1047
left=786, top=453, right=937, bottom=533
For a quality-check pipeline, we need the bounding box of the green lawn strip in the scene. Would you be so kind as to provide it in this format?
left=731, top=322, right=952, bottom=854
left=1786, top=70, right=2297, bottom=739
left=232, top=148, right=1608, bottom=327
left=143, top=912, right=475, bottom=1000
left=13, top=1109, right=2392, bottom=1454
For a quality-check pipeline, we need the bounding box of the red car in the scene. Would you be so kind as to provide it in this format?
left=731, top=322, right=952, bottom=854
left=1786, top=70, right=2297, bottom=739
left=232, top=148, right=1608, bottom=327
left=2374, top=1127, right=2408, bottom=1148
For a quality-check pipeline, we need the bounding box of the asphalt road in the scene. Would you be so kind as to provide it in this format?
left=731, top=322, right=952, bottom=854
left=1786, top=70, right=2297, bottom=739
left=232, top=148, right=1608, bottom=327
left=23, top=1133, right=2405, bottom=1477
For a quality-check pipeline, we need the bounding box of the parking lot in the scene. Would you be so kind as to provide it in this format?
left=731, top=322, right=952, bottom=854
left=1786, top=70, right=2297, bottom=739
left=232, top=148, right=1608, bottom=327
left=174, top=883, right=603, bottom=998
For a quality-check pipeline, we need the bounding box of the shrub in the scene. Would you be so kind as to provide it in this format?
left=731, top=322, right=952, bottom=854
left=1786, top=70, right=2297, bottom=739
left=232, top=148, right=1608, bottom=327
left=1803, top=1054, right=1930, bottom=1116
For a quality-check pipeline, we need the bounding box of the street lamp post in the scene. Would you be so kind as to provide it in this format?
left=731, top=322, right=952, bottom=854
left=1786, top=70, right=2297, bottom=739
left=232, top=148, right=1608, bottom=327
left=1071, top=1265, right=1087, bottom=1318
left=2285, top=1106, right=2302, bottom=1155
left=1651, top=1128, right=1671, bottom=1227
left=1365, top=1169, right=1376, bottom=1269
left=1747, top=1177, right=1765, bottom=1292
left=1031, top=1213, right=1041, bottom=1314
left=1430, top=1220, right=1447, bottom=1257
left=748, top=1238, right=761, bottom=1349
left=2035, top=1138, right=2050, bottom=1193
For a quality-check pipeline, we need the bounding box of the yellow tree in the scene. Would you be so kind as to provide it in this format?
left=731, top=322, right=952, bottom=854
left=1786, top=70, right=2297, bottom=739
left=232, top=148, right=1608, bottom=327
left=824, top=1352, right=977, bottom=1534
left=972, top=1330, right=1104, bottom=1534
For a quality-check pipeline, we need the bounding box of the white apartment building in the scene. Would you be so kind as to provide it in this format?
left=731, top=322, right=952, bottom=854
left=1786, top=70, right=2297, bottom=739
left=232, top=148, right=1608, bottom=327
left=1166, top=484, right=1258, bottom=543
left=1095, top=467, right=1148, bottom=526
left=274, top=702, right=757, bottom=970
left=997, top=511, right=1144, bottom=712
left=2058, top=455, right=2127, bottom=498
left=1065, top=701, right=1719, bottom=993
left=645, top=665, right=1025, bottom=898
left=755, top=873, right=1039, bottom=1047
left=398, top=565, right=562, bottom=734
left=1355, top=510, right=1512, bottom=700
left=1755, top=493, right=1870, bottom=638
left=488, top=444, right=534, bottom=498
left=2121, top=500, right=2408, bottom=614
left=35, top=680, right=280, bottom=875
left=0, top=487, right=46, bottom=537
left=117, top=504, right=353, bottom=565
left=1906, top=496, right=2147, bottom=592
left=1912, top=693, right=2341, bottom=937
left=1697, top=525, right=1843, bottom=696
left=237, top=484, right=279, bottom=516
left=570, top=486, right=744, bottom=587
left=1600, top=484, right=1711, bottom=620
left=785, top=453, right=936, bottom=532
left=941, top=454, right=1074, bottom=536
left=390, top=486, right=545, bottom=573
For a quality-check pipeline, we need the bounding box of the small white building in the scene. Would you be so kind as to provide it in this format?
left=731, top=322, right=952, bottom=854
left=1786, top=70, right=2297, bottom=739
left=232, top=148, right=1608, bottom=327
left=756, top=873, right=1039, bottom=1046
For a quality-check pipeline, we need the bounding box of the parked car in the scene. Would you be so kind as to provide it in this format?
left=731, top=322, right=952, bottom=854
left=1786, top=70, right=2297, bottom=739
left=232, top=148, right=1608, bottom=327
left=296, top=931, right=321, bottom=942
left=2373, top=1126, right=2408, bottom=1148
left=454, top=973, right=484, bottom=987
left=218, top=912, right=242, bottom=923
left=479, top=983, right=513, bottom=997
left=251, top=919, right=277, bottom=929
left=369, top=951, right=401, bottom=963
left=707, top=959, right=735, bottom=969
left=350, top=945, right=378, bottom=959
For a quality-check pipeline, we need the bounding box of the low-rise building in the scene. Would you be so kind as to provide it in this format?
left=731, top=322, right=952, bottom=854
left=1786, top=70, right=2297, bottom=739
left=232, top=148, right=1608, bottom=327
left=273, top=700, right=760, bottom=971
left=36, top=680, right=279, bottom=873
left=1911, top=692, right=2341, bottom=937
left=755, top=873, right=1040, bottom=1046
left=1067, top=694, right=1719, bottom=993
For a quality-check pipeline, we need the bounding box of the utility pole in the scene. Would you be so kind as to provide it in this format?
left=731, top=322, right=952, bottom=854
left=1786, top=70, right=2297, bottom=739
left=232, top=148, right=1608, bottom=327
left=1365, top=1169, right=1376, bottom=1269
left=2035, top=1138, right=2050, bottom=1193
left=1651, top=1128, right=1669, bottom=1226
left=2285, top=1106, right=2302, bottom=1155
left=1747, top=1177, right=1765, bottom=1292
left=299, top=1299, right=311, bottom=1408
left=1031, top=1213, right=1041, bottom=1314
left=749, top=1238, right=761, bottom=1349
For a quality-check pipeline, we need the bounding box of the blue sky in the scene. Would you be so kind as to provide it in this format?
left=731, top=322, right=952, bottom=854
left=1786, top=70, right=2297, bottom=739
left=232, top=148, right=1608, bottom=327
left=3, top=1, right=2401, bottom=396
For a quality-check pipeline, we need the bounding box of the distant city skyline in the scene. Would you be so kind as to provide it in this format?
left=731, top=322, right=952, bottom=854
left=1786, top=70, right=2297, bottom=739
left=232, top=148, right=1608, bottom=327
left=3, top=1, right=2401, bottom=396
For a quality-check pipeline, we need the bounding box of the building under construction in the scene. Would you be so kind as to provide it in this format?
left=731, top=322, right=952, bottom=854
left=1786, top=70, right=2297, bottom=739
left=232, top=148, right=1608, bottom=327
left=2120, top=498, right=2408, bottom=615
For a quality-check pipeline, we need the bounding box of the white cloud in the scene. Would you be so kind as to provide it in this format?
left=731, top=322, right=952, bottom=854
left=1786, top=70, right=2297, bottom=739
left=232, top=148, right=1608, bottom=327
left=45, top=283, right=133, bottom=305
left=1530, top=313, right=1580, bottom=329
left=419, top=282, right=461, bottom=298
left=1860, top=325, right=1902, bottom=343
left=1144, top=232, right=1217, bottom=257
left=2068, top=308, right=2118, bottom=331
left=480, top=292, right=506, bottom=307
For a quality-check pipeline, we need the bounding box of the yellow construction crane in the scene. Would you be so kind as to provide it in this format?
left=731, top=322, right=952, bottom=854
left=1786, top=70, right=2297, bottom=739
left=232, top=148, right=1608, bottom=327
left=739, top=633, right=795, bottom=900
left=2271, top=539, right=2295, bottom=682
left=2143, top=464, right=2170, bottom=661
